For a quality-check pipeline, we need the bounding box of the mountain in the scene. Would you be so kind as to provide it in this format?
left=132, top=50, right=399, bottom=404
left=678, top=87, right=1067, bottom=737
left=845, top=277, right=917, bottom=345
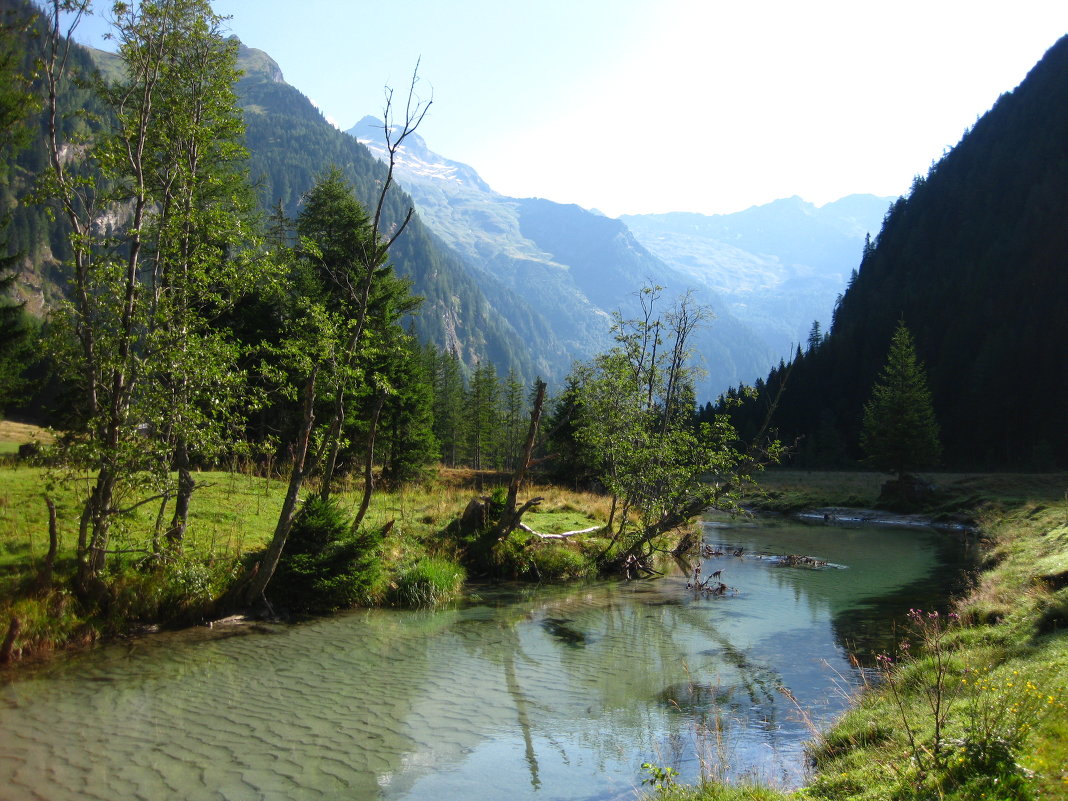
left=348, top=116, right=776, bottom=397
left=11, top=26, right=897, bottom=404
left=621, top=195, right=892, bottom=357
left=726, top=34, right=1068, bottom=469
left=350, top=116, right=893, bottom=392
left=232, top=44, right=551, bottom=381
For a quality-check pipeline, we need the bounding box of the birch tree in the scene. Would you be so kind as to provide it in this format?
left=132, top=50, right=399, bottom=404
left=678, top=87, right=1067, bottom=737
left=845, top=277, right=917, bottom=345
left=41, top=0, right=261, bottom=594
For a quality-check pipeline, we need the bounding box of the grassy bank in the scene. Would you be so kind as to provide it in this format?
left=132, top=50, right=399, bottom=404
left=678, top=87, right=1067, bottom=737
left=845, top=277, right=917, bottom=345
left=648, top=470, right=1068, bottom=801
left=0, top=422, right=612, bottom=664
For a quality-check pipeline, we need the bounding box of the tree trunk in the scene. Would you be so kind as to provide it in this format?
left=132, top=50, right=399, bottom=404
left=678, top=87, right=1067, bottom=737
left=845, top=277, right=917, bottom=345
left=494, top=380, right=546, bottom=538
left=353, top=390, right=386, bottom=531
left=613, top=496, right=708, bottom=568
left=0, top=617, right=20, bottom=664
left=76, top=465, right=118, bottom=597
left=34, top=498, right=58, bottom=593
left=222, top=371, right=318, bottom=612
left=318, top=382, right=348, bottom=504
left=166, top=437, right=194, bottom=548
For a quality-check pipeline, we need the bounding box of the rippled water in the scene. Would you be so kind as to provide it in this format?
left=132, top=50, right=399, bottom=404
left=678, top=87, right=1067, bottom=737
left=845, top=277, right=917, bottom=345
left=0, top=518, right=975, bottom=801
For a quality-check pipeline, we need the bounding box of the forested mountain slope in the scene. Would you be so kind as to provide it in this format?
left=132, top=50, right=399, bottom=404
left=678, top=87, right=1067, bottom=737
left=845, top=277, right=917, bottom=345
left=727, top=34, right=1068, bottom=469
left=3, top=22, right=546, bottom=383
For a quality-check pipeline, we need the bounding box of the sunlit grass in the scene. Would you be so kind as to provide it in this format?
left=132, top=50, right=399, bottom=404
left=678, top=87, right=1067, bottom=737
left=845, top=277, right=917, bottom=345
left=0, top=459, right=613, bottom=661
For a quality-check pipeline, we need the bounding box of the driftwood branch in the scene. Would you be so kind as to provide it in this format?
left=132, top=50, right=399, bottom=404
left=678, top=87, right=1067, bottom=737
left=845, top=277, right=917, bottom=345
left=518, top=523, right=601, bottom=540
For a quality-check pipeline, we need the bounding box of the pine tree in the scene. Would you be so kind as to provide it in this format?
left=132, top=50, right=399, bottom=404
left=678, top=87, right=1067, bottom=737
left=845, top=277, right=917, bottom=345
left=860, top=322, right=941, bottom=478
left=500, top=368, right=526, bottom=470
left=428, top=345, right=464, bottom=466
left=379, top=333, right=438, bottom=485
left=807, top=320, right=822, bottom=353
left=465, top=360, right=499, bottom=470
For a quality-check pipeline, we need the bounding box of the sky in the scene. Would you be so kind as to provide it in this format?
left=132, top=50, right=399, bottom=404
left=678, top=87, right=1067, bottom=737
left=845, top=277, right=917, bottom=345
left=69, top=0, right=1068, bottom=217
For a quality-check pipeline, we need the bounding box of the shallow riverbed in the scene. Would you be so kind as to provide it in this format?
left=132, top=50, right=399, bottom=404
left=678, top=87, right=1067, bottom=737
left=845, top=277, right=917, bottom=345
left=0, top=517, right=976, bottom=800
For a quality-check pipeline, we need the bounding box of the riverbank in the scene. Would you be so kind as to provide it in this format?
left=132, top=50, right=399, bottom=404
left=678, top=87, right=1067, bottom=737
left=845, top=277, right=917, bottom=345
left=0, top=456, right=611, bottom=667
left=653, top=470, right=1068, bottom=801
left=0, top=498, right=957, bottom=800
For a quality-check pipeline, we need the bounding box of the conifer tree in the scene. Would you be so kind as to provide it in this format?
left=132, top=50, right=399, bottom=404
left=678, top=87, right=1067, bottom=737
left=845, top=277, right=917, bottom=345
left=377, top=329, right=438, bottom=485
left=500, top=368, right=526, bottom=470
left=807, top=320, right=822, bottom=353
left=860, top=322, right=941, bottom=478
left=428, top=345, right=464, bottom=466
left=465, top=360, right=499, bottom=470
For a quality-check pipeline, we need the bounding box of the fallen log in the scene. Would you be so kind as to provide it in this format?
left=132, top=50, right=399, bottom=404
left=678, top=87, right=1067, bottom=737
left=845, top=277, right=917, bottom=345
left=518, top=523, right=601, bottom=540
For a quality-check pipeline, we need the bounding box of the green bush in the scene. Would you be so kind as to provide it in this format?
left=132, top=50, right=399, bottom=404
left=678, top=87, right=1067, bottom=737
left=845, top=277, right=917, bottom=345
left=106, top=554, right=237, bottom=626
left=268, top=497, right=384, bottom=613
left=389, top=557, right=465, bottom=607
left=529, top=542, right=595, bottom=580
left=491, top=534, right=595, bottom=581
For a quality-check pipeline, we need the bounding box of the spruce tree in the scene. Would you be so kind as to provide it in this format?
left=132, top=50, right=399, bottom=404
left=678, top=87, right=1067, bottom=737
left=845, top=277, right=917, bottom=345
left=860, top=322, right=941, bottom=478
left=379, top=330, right=438, bottom=485
left=428, top=345, right=464, bottom=466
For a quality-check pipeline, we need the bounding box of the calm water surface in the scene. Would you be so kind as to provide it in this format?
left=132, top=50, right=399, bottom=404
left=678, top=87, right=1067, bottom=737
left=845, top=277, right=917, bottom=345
left=0, top=518, right=975, bottom=801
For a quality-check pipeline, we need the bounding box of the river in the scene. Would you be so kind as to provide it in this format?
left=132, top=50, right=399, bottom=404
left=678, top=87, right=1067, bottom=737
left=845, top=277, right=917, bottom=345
left=0, top=516, right=976, bottom=801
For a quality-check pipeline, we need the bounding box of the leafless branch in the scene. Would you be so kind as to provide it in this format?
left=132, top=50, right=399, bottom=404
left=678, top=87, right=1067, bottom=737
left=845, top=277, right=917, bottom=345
left=372, top=58, right=432, bottom=242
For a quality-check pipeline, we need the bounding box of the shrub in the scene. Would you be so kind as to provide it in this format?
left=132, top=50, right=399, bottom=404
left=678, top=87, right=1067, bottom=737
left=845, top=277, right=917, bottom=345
left=268, top=497, right=384, bottom=613
left=871, top=608, right=1065, bottom=799
left=491, top=534, right=595, bottom=581
left=106, top=554, right=237, bottom=627
left=529, top=542, right=595, bottom=580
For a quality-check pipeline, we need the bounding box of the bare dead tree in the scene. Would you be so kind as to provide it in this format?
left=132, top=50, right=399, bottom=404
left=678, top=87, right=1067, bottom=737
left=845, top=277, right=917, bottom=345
left=494, top=379, right=547, bottom=539
left=229, top=63, right=431, bottom=612
left=318, top=61, right=432, bottom=500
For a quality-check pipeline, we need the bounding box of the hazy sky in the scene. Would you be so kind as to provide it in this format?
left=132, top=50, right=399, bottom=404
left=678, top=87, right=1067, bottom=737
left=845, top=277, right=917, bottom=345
left=70, top=0, right=1068, bottom=217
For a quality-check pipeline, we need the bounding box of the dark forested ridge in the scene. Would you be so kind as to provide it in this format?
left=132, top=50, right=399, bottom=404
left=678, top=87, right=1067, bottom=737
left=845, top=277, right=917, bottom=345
left=725, top=34, right=1068, bottom=470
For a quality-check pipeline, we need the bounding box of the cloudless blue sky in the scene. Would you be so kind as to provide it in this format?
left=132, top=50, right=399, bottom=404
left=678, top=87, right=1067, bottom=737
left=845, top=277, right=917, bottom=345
left=69, top=0, right=1068, bottom=217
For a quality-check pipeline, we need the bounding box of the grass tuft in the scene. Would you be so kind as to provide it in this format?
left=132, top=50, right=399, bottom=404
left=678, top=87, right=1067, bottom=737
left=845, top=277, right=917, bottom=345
left=389, top=557, right=466, bottom=607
